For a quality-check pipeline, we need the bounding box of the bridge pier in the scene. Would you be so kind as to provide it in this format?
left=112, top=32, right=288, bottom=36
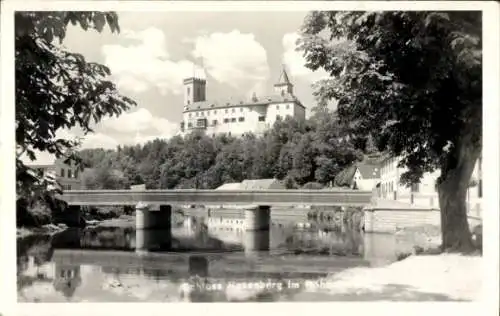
left=135, top=204, right=172, bottom=253
left=244, top=205, right=271, bottom=255
left=244, top=205, right=270, bottom=231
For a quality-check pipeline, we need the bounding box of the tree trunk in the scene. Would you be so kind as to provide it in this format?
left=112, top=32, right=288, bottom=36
left=438, top=140, right=480, bottom=252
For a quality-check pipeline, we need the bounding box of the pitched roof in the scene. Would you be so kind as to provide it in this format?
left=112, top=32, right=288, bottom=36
left=275, top=66, right=291, bottom=86
left=240, top=178, right=284, bottom=190
left=356, top=162, right=380, bottom=179
left=334, top=164, right=357, bottom=187
left=215, top=179, right=285, bottom=190
left=184, top=93, right=303, bottom=112
left=215, top=182, right=242, bottom=190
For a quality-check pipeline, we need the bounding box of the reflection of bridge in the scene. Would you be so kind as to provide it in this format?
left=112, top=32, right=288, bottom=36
left=59, top=189, right=373, bottom=251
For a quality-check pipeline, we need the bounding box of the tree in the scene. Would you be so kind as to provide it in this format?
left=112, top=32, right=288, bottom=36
left=16, top=12, right=136, bottom=196
left=299, top=11, right=481, bottom=251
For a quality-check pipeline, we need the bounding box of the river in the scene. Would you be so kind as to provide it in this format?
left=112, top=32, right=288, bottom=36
left=17, top=209, right=417, bottom=302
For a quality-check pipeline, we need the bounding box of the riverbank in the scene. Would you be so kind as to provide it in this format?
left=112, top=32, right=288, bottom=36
left=289, top=253, right=482, bottom=301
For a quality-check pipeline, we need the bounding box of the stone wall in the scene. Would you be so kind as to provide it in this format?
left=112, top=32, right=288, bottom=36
left=364, top=204, right=483, bottom=234
left=364, top=208, right=441, bottom=233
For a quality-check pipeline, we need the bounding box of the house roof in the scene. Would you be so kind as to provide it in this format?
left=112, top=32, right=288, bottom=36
left=215, top=179, right=285, bottom=191
left=184, top=93, right=304, bottom=112
left=275, top=66, right=292, bottom=86
left=334, top=165, right=357, bottom=187
left=356, top=162, right=380, bottom=179
left=240, top=178, right=284, bottom=190
left=215, top=182, right=242, bottom=190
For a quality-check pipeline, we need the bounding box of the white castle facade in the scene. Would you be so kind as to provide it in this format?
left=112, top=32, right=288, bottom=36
left=180, top=66, right=306, bottom=137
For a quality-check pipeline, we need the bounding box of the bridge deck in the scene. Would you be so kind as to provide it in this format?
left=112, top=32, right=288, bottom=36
left=59, top=189, right=373, bottom=207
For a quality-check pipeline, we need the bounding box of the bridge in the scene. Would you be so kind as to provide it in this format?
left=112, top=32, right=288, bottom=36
left=59, top=189, right=373, bottom=206
left=58, top=189, right=373, bottom=252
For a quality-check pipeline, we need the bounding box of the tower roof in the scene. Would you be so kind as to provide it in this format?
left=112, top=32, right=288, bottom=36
left=275, top=65, right=292, bottom=86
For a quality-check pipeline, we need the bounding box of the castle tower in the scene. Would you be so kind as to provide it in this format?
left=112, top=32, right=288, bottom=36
left=274, top=64, right=293, bottom=96
left=183, top=65, right=206, bottom=108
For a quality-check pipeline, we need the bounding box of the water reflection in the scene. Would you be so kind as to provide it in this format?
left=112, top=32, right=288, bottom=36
left=17, top=213, right=410, bottom=302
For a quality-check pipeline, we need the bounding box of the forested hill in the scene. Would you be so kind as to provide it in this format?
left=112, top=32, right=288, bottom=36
left=78, top=112, right=378, bottom=190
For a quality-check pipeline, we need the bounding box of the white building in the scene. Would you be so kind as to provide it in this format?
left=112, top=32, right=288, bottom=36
left=180, top=66, right=306, bottom=137
left=29, top=157, right=83, bottom=191
left=352, top=163, right=381, bottom=191
left=378, top=155, right=482, bottom=216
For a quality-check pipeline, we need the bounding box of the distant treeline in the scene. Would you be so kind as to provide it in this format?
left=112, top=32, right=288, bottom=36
left=78, top=108, right=381, bottom=191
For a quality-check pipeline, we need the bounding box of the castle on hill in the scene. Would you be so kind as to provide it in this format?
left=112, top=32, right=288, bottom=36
left=180, top=65, right=306, bottom=137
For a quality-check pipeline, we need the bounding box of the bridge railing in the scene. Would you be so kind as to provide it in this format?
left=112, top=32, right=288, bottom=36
left=58, top=189, right=374, bottom=207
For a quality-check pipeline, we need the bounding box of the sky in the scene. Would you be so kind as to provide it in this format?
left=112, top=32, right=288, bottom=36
left=28, top=11, right=330, bottom=164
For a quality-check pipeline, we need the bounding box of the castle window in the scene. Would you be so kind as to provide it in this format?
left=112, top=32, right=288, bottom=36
left=74, top=169, right=79, bottom=178
left=225, top=109, right=228, bottom=114
left=228, top=132, right=231, bottom=136
left=188, top=122, right=193, bottom=128
left=211, top=104, right=215, bottom=108
left=68, top=169, right=72, bottom=178
left=478, top=179, right=482, bottom=198
left=240, top=108, right=243, bottom=112
left=196, top=118, right=206, bottom=127
left=214, top=110, right=217, bottom=114
left=60, top=168, right=65, bottom=178
left=276, top=105, right=279, bottom=110
left=189, top=113, right=192, bottom=117
left=224, top=118, right=229, bottom=123
left=258, top=116, right=265, bottom=122
left=238, top=117, right=244, bottom=122
left=232, top=108, right=235, bottom=113
left=187, top=87, right=191, bottom=96
left=212, top=120, right=218, bottom=125
left=187, top=100, right=190, bottom=105
left=231, top=118, right=236, bottom=122
left=286, top=104, right=290, bottom=109
left=196, top=112, right=199, bottom=117
left=276, top=115, right=281, bottom=120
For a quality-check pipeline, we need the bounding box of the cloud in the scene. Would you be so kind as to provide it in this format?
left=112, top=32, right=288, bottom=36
left=102, top=27, right=205, bottom=95
left=100, top=108, right=179, bottom=144
left=191, top=30, right=270, bottom=94
left=282, top=32, right=329, bottom=82
left=80, top=133, right=119, bottom=150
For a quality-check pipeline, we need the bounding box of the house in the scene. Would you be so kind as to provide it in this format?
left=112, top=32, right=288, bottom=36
left=180, top=65, right=306, bottom=137
left=379, top=155, right=482, bottom=216
left=213, top=178, right=285, bottom=210
left=335, top=162, right=381, bottom=191
left=28, top=157, right=83, bottom=191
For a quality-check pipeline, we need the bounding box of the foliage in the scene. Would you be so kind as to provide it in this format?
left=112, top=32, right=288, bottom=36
left=299, top=11, right=481, bottom=185
left=16, top=11, right=136, bottom=198
left=299, top=11, right=481, bottom=251
left=76, top=114, right=364, bottom=191
left=81, top=166, right=129, bottom=190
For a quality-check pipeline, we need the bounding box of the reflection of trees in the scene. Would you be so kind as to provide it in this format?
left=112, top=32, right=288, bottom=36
left=280, top=225, right=364, bottom=257
left=78, top=227, right=135, bottom=250
left=17, top=234, right=54, bottom=273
